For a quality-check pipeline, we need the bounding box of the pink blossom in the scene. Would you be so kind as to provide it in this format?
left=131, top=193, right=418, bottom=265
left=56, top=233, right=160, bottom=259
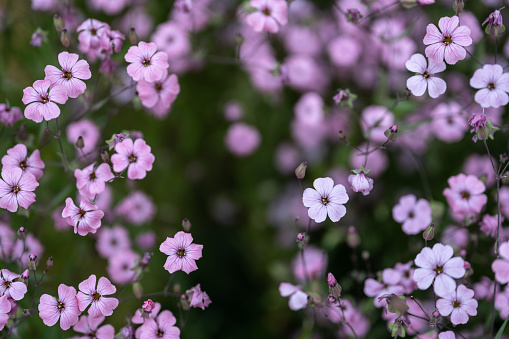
left=99, top=29, right=125, bottom=55
left=2, top=144, right=44, bottom=180
left=443, top=173, right=487, bottom=218
left=72, top=315, right=115, bottom=339
left=142, top=299, right=155, bottom=312
left=76, top=275, right=118, bottom=317
left=292, top=246, right=327, bottom=283
left=413, top=243, right=465, bottom=295
left=111, top=138, right=155, bottom=180
left=279, top=283, right=308, bottom=311
left=137, top=70, right=180, bottom=118
left=44, top=52, right=91, bottom=99
left=38, top=284, right=80, bottom=330
left=328, top=36, right=362, bottom=68
left=0, top=295, right=10, bottom=330
left=136, top=231, right=156, bottom=250
left=302, top=177, right=349, bottom=223
left=138, top=310, right=180, bottom=339
left=364, top=268, right=405, bottom=307
left=225, top=123, right=261, bottom=157
left=495, top=285, right=509, bottom=319
left=283, top=54, right=328, bottom=93
left=0, top=168, right=39, bottom=213
left=62, top=197, right=104, bottom=236
left=423, top=16, right=472, bottom=65
left=90, top=0, right=128, bottom=15
left=393, top=261, right=417, bottom=294
left=0, top=104, right=23, bottom=126
left=360, top=105, right=395, bottom=143
left=10, top=234, right=43, bottom=268
left=132, top=302, right=161, bottom=325
left=470, top=64, right=509, bottom=108
left=405, top=53, right=447, bottom=98
left=246, top=0, right=288, bottom=33
left=96, top=225, right=131, bottom=258
left=348, top=172, right=374, bottom=196
left=462, top=153, right=496, bottom=187
left=151, top=21, right=190, bottom=59
left=74, top=163, right=114, bottom=199
left=115, top=191, right=156, bottom=225
left=0, top=269, right=27, bottom=301
left=294, top=92, right=324, bottom=125
left=392, top=194, right=432, bottom=235
left=492, top=241, right=509, bottom=284
left=160, top=231, right=203, bottom=274
left=185, top=284, right=212, bottom=310
left=430, top=102, right=468, bottom=143
left=77, top=19, right=110, bottom=53
left=436, top=284, right=478, bottom=324
left=480, top=214, right=503, bottom=237
left=107, top=250, right=139, bottom=284
left=66, top=119, right=100, bottom=157
left=22, top=79, right=68, bottom=123
left=125, top=41, right=169, bottom=82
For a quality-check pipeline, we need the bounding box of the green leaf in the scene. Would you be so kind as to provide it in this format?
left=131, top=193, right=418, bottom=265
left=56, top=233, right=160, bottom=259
left=495, top=312, right=509, bottom=339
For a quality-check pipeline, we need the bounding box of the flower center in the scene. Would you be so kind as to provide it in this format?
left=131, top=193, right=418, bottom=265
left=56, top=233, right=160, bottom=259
left=11, top=185, right=20, bottom=194
left=92, top=292, right=101, bottom=301
left=443, top=36, right=452, bottom=45
left=89, top=172, right=97, bottom=181
left=321, top=197, right=330, bottom=205
left=177, top=248, right=186, bottom=258
left=40, top=95, right=49, bottom=104
left=142, top=59, right=151, bottom=67
left=63, top=71, right=72, bottom=80
left=262, top=7, right=271, bottom=16
left=155, top=83, right=162, bottom=92
left=408, top=211, right=415, bottom=219
left=19, top=160, right=27, bottom=170
left=422, top=71, right=430, bottom=79
left=488, top=82, right=495, bottom=90
left=435, top=266, right=444, bottom=275
left=3, top=281, right=11, bottom=289
left=453, top=300, right=461, bottom=308
left=129, top=154, right=137, bottom=163
left=156, top=329, right=165, bottom=338
left=460, top=191, right=470, bottom=199
left=91, top=28, right=97, bottom=35
left=57, top=301, right=65, bottom=311
left=79, top=209, right=87, bottom=217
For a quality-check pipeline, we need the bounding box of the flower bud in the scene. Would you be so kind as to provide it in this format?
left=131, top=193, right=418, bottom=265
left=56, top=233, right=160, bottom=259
left=400, top=0, right=417, bottom=9
left=361, top=250, right=370, bottom=261
left=23, top=309, right=32, bottom=317
left=327, top=295, right=337, bottom=303
left=333, top=89, right=357, bottom=108
left=235, top=33, right=244, bottom=47
left=17, top=227, right=26, bottom=240
left=423, top=223, right=435, bottom=241
left=182, top=218, right=192, bottom=232
left=60, top=29, right=70, bottom=48
left=139, top=252, right=153, bottom=267
left=500, top=153, right=508, bottom=164
left=76, top=136, right=85, bottom=149
left=46, top=256, right=53, bottom=270
left=101, top=150, right=110, bottom=163
left=120, top=325, right=135, bottom=339
left=502, top=171, right=509, bottom=185
left=297, top=233, right=305, bottom=242
left=173, top=282, right=181, bottom=295
left=133, top=282, right=143, bottom=299
left=384, top=125, right=398, bottom=141
left=30, top=28, right=48, bottom=47
left=345, top=8, right=362, bottom=24
left=346, top=226, right=360, bottom=248
left=483, top=10, right=505, bottom=36
left=452, top=0, right=464, bottom=15
left=180, top=294, right=190, bottom=311
left=328, top=273, right=342, bottom=299
left=21, top=269, right=29, bottom=285
left=338, top=130, right=347, bottom=142
left=53, top=15, right=64, bottom=32
left=378, top=294, right=409, bottom=316
left=129, top=28, right=138, bottom=45
left=295, top=161, right=307, bottom=180
left=28, top=254, right=38, bottom=270
left=142, top=299, right=155, bottom=312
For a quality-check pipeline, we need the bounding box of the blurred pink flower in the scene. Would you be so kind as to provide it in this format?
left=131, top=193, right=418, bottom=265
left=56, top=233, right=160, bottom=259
left=44, top=52, right=91, bottom=98
left=77, top=19, right=110, bottom=53
left=151, top=21, right=190, bottom=59
left=0, top=295, right=10, bottom=330
left=160, top=231, right=203, bottom=274
left=292, top=246, right=327, bottom=283
left=480, top=214, right=503, bottom=237
left=246, top=0, right=288, bottom=33
left=225, top=123, right=261, bottom=157
left=392, top=194, right=432, bottom=235
left=115, top=190, right=156, bottom=226
left=0, top=269, right=27, bottom=301
left=470, top=64, right=509, bottom=108
left=22, top=80, right=67, bottom=123
left=436, top=284, right=478, bottom=324
left=136, top=231, right=157, bottom=250
left=75, top=163, right=114, bottom=199
left=462, top=154, right=496, bottom=187
left=137, top=70, right=180, bottom=119
left=38, top=284, right=80, bottom=330
left=443, top=173, right=487, bottom=218
left=279, top=283, right=307, bottom=311
left=302, top=177, right=348, bottom=223
left=348, top=172, right=373, bottom=196
left=0, top=104, right=22, bottom=126
left=90, top=0, right=128, bottom=15
left=430, top=102, right=467, bottom=143
left=405, top=53, right=446, bottom=98
left=125, top=41, right=169, bottom=82
left=111, top=138, right=155, bottom=180
left=62, top=197, right=104, bottom=236
left=2, top=144, right=44, bottom=180
left=364, top=268, right=405, bottom=308
left=423, top=16, right=472, bottom=65
left=107, top=250, right=139, bottom=284
left=66, top=119, right=100, bottom=157
left=73, top=315, right=115, bottom=339
left=492, top=241, right=509, bottom=284
left=77, top=275, right=118, bottom=317
left=0, top=168, right=39, bottom=213
left=328, top=36, right=362, bottom=68
left=99, top=29, right=125, bottom=54
left=185, top=284, right=212, bottom=310
left=138, top=310, right=180, bottom=339
left=96, top=225, right=131, bottom=259
left=360, top=105, right=395, bottom=143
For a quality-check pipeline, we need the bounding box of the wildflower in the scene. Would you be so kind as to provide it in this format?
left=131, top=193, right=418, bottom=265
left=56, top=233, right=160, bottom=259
left=423, top=16, right=472, bottom=65
left=138, top=310, right=180, bottom=339
left=44, top=52, right=92, bottom=98
left=279, top=283, right=308, bottom=311
left=483, top=10, right=505, bottom=36
left=0, top=104, right=23, bottom=126
left=348, top=171, right=374, bottom=196
left=302, top=177, right=349, bottom=223
left=245, top=0, right=288, bottom=33
left=62, top=197, right=104, bottom=236
left=405, top=53, right=447, bottom=98
left=0, top=296, right=10, bottom=330
left=74, top=162, right=114, bottom=199
left=77, top=19, right=110, bottom=53
left=22, top=79, right=68, bottom=123
left=38, top=284, right=80, bottom=330
left=96, top=225, right=131, bottom=258
left=107, top=250, right=139, bottom=284
left=225, top=123, right=261, bottom=157
left=492, top=241, right=509, bottom=284
left=0, top=269, right=27, bottom=301
left=2, top=144, right=44, bottom=180
left=185, top=284, right=212, bottom=310
left=0, top=168, right=39, bottom=213
left=114, top=190, right=156, bottom=225
left=430, top=102, right=467, bottom=143
left=73, top=315, right=115, bottom=338
left=76, top=274, right=119, bottom=317
left=360, top=105, right=395, bottom=143
left=392, top=194, right=432, bottom=235
left=124, top=41, right=169, bottom=82
left=159, top=231, right=203, bottom=274
left=470, top=64, right=509, bottom=108
left=30, top=28, right=48, bottom=47
left=443, top=173, right=487, bottom=218
left=436, top=284, right=478, bottom=324
left=364, top=268, right=405, bottom=308
left=111, top=138, right=155, bottom=180
left=332, top=89, right=356, bottom=108
left=137, top=70, right=180, bottom=117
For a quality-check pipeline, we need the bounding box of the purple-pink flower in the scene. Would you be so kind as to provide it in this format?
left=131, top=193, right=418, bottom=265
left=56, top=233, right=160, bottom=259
left=22, top=79, right=68, bottom=123
left=159, top=231, right=203, bottom=274
left=302, top=177, right=349, bottom=223
left=0, top=104, right=23, bottom=126
left=124, top=41, right=169, bottom=82
left=348, top=172, right=374, bottom=196
left=62, top=197, right=104, bottom=236
left=423, top=16, right=472, bottom=65
left=405, top=53, right=447, bottom=98
left=413, top=243, right=465, bottom=295
left=392, top=194, right=432, bottom=235
left=279, top=283, right=308, bottom=311
left=492, top=241, right=509, bottom=284
left=185, top=284, right=212, bottom=310
left=246, top=0, right=288, bottom=33
left=2, top=144, right=44, bottom=180
left=436, top=284, right=478, bottom=325
left=76, top=274, right=119, bottom=318
left=138, top=310, right=180, bottom=339
left=111, top=138, right=155, bottom=180
left=72, top=315, right=115, bottom=339
left=44, top=52, right=92, bottom=98
left=0, top=295, right=10, bottom=330
left=0, top=168, right=39, bottom=213
left=470, top=64, right=509, bottom=108
left=38, top=284, right=80, bottom=330
left=74, top=162, right=114, bottom=199
left=443, top=173, right=487, bottom=218
left=0, top=269, right=27, bottom=301
left=137, top=70, right=180, bottom=118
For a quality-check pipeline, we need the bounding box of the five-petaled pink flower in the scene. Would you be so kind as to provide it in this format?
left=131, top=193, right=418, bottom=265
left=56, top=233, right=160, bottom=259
left=413, top=243, right=465, bottom=295
left=392, top=194, right=432, bottom=235
left=44, top=52, right=92, bottom=98
left=443, top=173, right=487, bottom=218
left=0, top=295, right=11, bottom=331
left=492, top=241, right=509, bottom=284
left=22, top=79, right=68, bottom=123
left=0, top=168, right=39, bottom=213
left=279, top=283, right=308, bottom=311
left=1, top=144, right=45, bottom=180
left=302, top=177, right=349, bottom=223
left=0, top=269, right=27, bottom=301
left=159, top=231, right=203, bottom=274
left=469, top=64, right=509, bottom=108
left=246, top=0, right=288, bottom=33
left=72, top=315, right=115, bottom=339
left=405, top=53, right=447, bottom=98
left=348, top=172, right=374, bottom=196
left=185, top=284, right=212, bottom=310
left=38, top=284, right=80, bottom=330
left=76, top=274, right=119, bottom=318
left=62, top=197, right=104, bottom=236
left=423, top=16, right=472, bottom=65
left=436, top=284, right=478, bottom=325
left=124, top=41, right=169, bottom=82
left=74, top=162, right=114, bottom=199
left=138, top=310, right=180, bottom=339
left=111, top=138, right=155, bottom=180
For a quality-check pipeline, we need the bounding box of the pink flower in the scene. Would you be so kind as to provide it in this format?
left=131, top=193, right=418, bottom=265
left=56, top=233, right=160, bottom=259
left=99, top=29, right=125, bottom=54
left=159, top=231, right=203, bottom=274
left=443, top=173, right=487, bottom=218
left=436, top=284, right=478, bottom=324
left=224, top=123, right=261, bottom=157
left=0, top=269, right=27, bottom=301
left=364, top=268, right=405, bottom=308
left=62, top=197, right=104, bottom=236
left=66, top=119, right=100, bottom=157
left=22, top=79, right=68, bottom=123
left=124, top=41, right=169, bottom=82
left=470, top=64, right=509, bottom=108
left=38, top=284, right=80, bottom=330
left=480, top=214, right=503, bottom=237
left=423, top=16, right=472, bottom=65
left=142, top=299, right=155, bottom=312
left=76, top=275, right=119, bottom=317
left=138, top=310, right=180, bottom=339
left=492, top=241, right=509, bottom=284
left=44, top=52, right=92, bottom=98
left=185, top=284, right=212, bottom=310
left=430, top=102, right=468, bottom=143
left=132, top=302, right=161, bottom=324
left=137, top=70, right=180, bottom=118
left=245, top=0, right=288, bottom=33
left=292, top=246, right=327, bottom=283
left=73, top=315, right=115, bottom=339
left=74, top=162, right=114, bottom=199
left=107, top=250, right=139, bottom=284
left=405, top=53, right=447, bottom=98
left=360, top=105, right=395, bottom=143
left=2, top=144, right=44, bottom=180
left=413, top=243, right=465, bottom=295
left=111, top=138, right=155, bottom=180
left=0, top=295, right=11, bottom=330
left=348, top=172, right=374, bottom=196
left=0, top=168, right=39, bottom=213
left=279, top=283, right=308, bottom=311
left=302, top=177, right=349, bottom=223
left=0, top=104, right=23, bottom=126
left=439, top=331, right=456, bottom=339
left=96, top=225, right=131, bottom=258
left=77, top=19, right=110, bottom=53
left=392, top=194, right=432, bottom=235
left=115, top=190, right=156, bottom=225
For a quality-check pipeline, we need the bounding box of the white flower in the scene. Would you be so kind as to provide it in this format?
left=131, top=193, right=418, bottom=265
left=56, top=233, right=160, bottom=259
left=302, top=177, right=349, bottom=223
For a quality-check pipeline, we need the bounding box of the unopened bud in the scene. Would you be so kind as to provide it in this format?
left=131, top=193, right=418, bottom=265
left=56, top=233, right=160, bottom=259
left=400, top=0, right=417, bottom=9
left=21, top=269, right=29, bottom=283
left=295, top=161, right=307, bottom=180
left=346, top=226, right=360, bottom=248
left=297, top=233, right=305, bottom=242
left=23, top=309, right=32, bottom=317
left=60, top=29, right=70, bottom=48
left=464, top=261, right=471, bottom=270
left=46, top=256, right=53, bottom=269
left=27, top=254, right=38, bottom=270
left=423, top=223, right=435, bottom=241
left=141, top=299, right=154, bottom=318
left=101, top=150, right=110, bottom=163
left=452, top=0, right=464, bottom=14
left=53, top=14, right=64, bottom=32
left=328, top=272, right=342, bottom=299
left=338, top=130, right=347, bottom=142
left=173, top=282, right=181, bottom=295
left=328, top=295, right=337, bottom=303
left=502, top=171, right=509, bottom=185
left=379, top=294, right=409, bottom=316
left=345, top=8, right=362, bottom=24
left=384, top=125, right=398, bottom=141
left=180, top=294, right=190, bottom=311
left=182, top=218, right=191, bottom=232
left=17, top=227, right=26, bottom=240
left=76, top=136, right=85, bottom=149
left=483, top=9, right=505, bottom=36
left=139, top=252, right=153, bottom=267
left=361, top=250, right=370, bottom=261
left=133, top=282, right=143, bottom=299
left=235, top=33, right=244, bottom=46
left=129, top=28, right=138, bottom=45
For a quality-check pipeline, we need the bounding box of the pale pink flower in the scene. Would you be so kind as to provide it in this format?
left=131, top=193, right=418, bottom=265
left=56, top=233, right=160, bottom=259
left=137, top=70, right=180, bottom=118
left=77, top=19, right=110, bottom=53
left=423, top=16, right=472, bottom=65
left=151, top=21, right=190, bottom=59
left=0, top=295, right=11, bottom=330
left=279, top=283, right=308, bottom=311
left=44, top=52, right=91, bottom=99
left=185, top=284, right=212, bottom=310
left=138, top=310, right=180, bottom=339
left=364, top=268, right=405, bottom=308
left=470, top=64, right=509, bottom=108
left=136, top=231, right=156, bottom=250
left=439, top=331, right=456, bottom=339
left=160, top=231, right=203, bottom=274
left=0, top=168, right=39, bottom=213
left=413, top=243, right=465, bottom=295
left=99, top=29, right=125, bottom=55
left=77, top=275, right=118, bottom=318
left=394, top=261, right=418, bottom=294
left=132, top=302, right=161, bottom=324
left=479, top=214, right=503, bottom=237
left=348, top=172, right=374, bottom=196
left=62, top=197, right=104, bottom=236
left=462, top=153, right=496, bottom=187
left=66, top=119, right=100, bottom=157
left=2, top=144, right=45, bottom=180
left=73, top=315, right=115, bottom=339
left=492, top=241, right=509, bottom=284
left=22, top=79, right=68, bottom=123
left=0, top=269, right=27, bottom=301
left=38, top=284, right=80, bottom=330
left=125, top=41, right=169, bottom=82
left=0, top=104, right=23, bottom=126
left=107, top=250, right=139, bottom=284
left=360, top=105, right=395, bottom=143
left=292, top=246, right=327, bottom=283
left=495, top=285, right=509, bottom=319
left=392, top=194, right=432, bottom=235
left=430, top=102, right=468, bottom=143
left=111, top=138, right=155, bottom=180
left=302, top=177, right=349, bottom=223
left=74, top=163, right=114, bottom=199
left=225, top=123, right=261, bottom=157
left=246, top=0, right=288, bottom=33
left=436, top=284, right=478, bottom=324
left=328, top=36, right=362, bottom=68
left=115, top=191, right=155, bottom=226
left=96, top=225, right=131, bottom=258
left=405, top=53, right=447, bottom=98
left=443, top=173, right=487, bottom=218
left=10, top=234, right=43, bottom=268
